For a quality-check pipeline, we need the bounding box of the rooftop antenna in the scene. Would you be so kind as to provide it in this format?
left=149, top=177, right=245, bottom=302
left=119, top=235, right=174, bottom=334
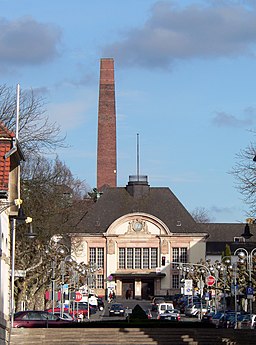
left=4, top=84, right=20, bottom=159
left=137, top=133, right=140, bottom=181
left=16, top=84, right=20, bottom=140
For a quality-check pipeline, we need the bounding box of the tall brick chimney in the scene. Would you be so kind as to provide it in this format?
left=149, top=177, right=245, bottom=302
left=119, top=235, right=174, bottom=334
left=97, top=58, right=117, bottom=190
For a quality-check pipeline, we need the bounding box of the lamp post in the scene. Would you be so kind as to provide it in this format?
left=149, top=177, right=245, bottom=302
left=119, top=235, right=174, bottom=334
left=45, top=243, right=69, bottom=315
left=175, top=261, right=211, bottom=319
left=234, top=247, right=256, bottom=317
left=10, top=207, right=34, bottom=328
left=60, top=255, right=76, bottom=318
left=209, top=257, right=233, bottom=315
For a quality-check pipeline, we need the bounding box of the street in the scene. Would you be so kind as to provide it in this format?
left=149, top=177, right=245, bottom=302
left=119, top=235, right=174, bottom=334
left=87, top=298, right=199, bottom=323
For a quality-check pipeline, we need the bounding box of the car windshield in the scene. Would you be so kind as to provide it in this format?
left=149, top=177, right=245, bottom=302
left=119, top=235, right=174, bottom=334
left=111, top=304, right=124, bottom=310
left=212, top=312, right=224, bottom=319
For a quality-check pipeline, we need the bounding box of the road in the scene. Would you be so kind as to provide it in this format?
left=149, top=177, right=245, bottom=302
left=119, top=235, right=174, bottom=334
left=87, top=298, right=198, bottom=323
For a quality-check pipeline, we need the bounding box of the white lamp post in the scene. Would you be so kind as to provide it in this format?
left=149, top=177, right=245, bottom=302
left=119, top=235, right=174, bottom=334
left=10, top=208, right=33, bottom=328
left=234, top=247, right=256, bottom=317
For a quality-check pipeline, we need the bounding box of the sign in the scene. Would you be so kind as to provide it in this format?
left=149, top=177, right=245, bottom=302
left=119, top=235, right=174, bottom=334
left=15, top=270, right=26, bottom=278
left=206, top=275, right=215, bottom=286
left=75, top=291, right=82, bottom=302
left=246, top=287, right=254, bottom=299
left=184, top=279, right=193, bottom=296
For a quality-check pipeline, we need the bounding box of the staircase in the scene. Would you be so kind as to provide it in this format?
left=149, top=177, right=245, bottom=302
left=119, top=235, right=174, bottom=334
left=10, top=327, right=256, bottom=345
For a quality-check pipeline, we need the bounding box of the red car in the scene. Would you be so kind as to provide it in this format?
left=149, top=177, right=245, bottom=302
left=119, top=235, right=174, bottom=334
left=47, top=302, right=96, bottom=318
left=13, top=310, right=71, bottom=328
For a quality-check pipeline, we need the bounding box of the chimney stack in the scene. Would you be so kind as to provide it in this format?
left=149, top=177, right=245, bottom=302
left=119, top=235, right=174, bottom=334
left=97, top=58, right=117, bottom=190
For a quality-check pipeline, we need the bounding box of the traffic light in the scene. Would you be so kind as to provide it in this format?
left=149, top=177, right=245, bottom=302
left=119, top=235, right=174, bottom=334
left=161, top=256, right=166, bottom=266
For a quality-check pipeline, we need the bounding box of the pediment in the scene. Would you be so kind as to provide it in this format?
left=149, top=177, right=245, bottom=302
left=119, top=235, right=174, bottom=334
left=106, top=212, right=171, bottom=236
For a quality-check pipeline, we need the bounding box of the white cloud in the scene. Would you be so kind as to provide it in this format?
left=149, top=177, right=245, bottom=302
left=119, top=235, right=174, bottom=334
left=212, top=109, right=256, bottom=127
left=0, top=16, right=61, bottom=65
left=102, top=0, right=256, bottom=69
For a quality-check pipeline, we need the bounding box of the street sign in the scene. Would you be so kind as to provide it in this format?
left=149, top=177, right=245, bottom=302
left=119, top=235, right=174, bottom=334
left=14, top=270, right=26, bottom=277
left=246, top=287, right=254, bottom=299
left=75, top=291, right=82, bottom=302
left=184, top=279, right=193, bottom=296
left=206, top=275, right=215, bottom=286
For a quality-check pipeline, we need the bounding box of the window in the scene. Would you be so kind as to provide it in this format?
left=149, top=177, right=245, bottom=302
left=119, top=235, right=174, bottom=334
left=96, top=274, right=104, bottom=289
left=172, top=274, right=179, bottom=289
left=118, top=248, right=158, bottom=269
left=172, top=247, right=187, bottom=266
left=135, top=248, right=141, bottom=269
left=143, top=248, right=149, bottom=269
left=234, top=237, right=245, bottom=243
left=151, top=248, right=158, bottom=268
left=127, top=248, right=133, bottom=269
left=89, top=247, right=104, bottom=268
left=90, top=248, right=96, bottom=264
left=180, top=248, right=187, bottom=263
left=119, top=248, right=125, bottom=269
left=97, top=248, right=104, bottom=268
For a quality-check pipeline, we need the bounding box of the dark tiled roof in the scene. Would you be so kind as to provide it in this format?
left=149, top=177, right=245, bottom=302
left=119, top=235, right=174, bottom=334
left=75, top=186, right=201, bottom=234
left=200, top=223, right=256, bottom=242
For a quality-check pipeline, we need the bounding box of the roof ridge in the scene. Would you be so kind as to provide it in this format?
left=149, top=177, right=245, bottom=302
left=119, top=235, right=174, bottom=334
left=0, top=121, right=15, bottom=138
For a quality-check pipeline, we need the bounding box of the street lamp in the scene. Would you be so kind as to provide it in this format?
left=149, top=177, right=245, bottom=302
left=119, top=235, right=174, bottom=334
left=60, top=254, right=76, bottom=318
left=10, top=206, right=34, bottom=328
left=234, top=247, right=256, bottom=317
left=45, top=243, right=69, bottom=315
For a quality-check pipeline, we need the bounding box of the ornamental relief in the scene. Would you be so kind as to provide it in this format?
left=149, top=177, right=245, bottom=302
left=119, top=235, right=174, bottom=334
left=161, top=239, right=169, bottom=254
left=125, top=219, right=150, bottom=235
left=107, top=239, right=115, bottom=254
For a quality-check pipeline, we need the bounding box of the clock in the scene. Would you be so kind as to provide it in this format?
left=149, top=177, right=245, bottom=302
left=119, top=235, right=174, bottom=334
left=133, top=221, right=143, bottom=232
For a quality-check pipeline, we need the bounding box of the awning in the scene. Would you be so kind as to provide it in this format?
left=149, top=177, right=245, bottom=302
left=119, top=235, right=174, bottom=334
left=110, top=272, right=166, bottom=279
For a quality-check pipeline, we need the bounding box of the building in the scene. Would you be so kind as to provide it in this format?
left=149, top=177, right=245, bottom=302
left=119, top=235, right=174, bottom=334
left=70, top=58, right=256, bottom=300
left=0, top=121, right=24, bottom=343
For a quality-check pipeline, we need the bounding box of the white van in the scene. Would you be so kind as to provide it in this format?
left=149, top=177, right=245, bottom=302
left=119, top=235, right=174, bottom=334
left=158, top=302, right=174, bottom=314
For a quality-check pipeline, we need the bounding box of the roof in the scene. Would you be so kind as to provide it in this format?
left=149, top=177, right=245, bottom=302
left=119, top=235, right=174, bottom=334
left=75, top=185, right=201, bottom=234
left=201, top=223, right=256, bottom=243
left=0, top=122, right=15, bottom=138
left=0, top=121, right=24, bottom=195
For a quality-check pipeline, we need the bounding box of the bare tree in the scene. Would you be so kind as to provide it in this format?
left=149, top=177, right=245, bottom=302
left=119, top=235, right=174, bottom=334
left=231, top=139, right=256, bottom=216
left=0, top=84, right=66, bottom=157
left=14, top=156, right=90, bottom=310
left=191, top=207, right=212, bottom=223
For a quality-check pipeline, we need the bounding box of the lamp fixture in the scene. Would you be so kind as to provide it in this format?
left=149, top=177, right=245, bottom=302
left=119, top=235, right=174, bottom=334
left=241, top=223, right=253, bottom=240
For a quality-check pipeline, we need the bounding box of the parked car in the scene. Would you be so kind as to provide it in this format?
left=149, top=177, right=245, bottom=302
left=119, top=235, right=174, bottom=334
left=211, top=311, right=237, bottom=328
left=97, top=297, right=105, bottom=311
left=46, top=302, right=96, bottom=318
left=13, top=310, right=71, bottom=328
left=144, top=309, right=153, bottom=319
left=109, top=303, right=125, bottom=317
left=157, top=309, right=181, bottom=321
left=52, top=312, right=77, bottom=322
left=158, top=302, right=174, bottom=314
left=237, top=314, right=256, bottom=329
left=151, top=297, right=165, bottom=311
left=185, top=303, right=208, bottom=317
left=201, top=311, right=215, bottom=324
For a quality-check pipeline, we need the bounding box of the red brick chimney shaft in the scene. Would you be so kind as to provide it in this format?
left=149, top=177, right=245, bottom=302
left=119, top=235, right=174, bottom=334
left=97, top=58, right=117, bottom=190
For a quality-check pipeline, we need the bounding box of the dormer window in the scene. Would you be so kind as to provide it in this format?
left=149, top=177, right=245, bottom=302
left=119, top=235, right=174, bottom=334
left=234, top=236, right=245, bottom=243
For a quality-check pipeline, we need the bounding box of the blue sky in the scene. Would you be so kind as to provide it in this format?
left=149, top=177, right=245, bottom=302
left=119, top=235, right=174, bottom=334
left=1, top=0, right=256, bottom=223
